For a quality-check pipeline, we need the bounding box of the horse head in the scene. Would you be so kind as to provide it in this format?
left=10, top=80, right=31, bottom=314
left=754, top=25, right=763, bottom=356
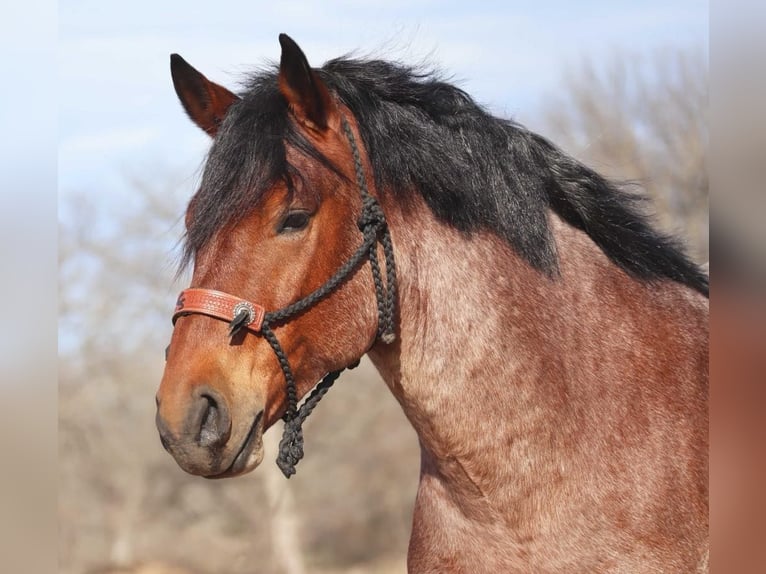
left=156, top=35, right=389, bottom=478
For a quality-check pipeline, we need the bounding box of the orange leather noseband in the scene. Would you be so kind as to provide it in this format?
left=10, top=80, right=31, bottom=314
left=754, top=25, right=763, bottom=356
left=172, top=288, right=265, bottom=333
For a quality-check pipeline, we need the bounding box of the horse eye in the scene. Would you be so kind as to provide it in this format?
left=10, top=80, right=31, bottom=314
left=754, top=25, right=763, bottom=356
left=278, top=211, right=311, bottom=233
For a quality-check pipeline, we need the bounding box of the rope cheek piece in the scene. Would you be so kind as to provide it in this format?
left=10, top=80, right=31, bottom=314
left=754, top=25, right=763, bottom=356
left=168, top=116, right=397, bottom=478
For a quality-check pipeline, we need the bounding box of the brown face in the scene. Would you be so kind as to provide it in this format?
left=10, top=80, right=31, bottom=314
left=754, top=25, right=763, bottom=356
left=155, top=37, right=379, bottom=478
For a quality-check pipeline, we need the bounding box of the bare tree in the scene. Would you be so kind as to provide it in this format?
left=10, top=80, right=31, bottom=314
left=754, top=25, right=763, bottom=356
left=543, top=47, right=709, bottom=262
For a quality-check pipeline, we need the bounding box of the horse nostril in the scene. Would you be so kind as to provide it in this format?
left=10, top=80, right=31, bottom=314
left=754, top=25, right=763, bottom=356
left=197, top=392, right=230, bottom=448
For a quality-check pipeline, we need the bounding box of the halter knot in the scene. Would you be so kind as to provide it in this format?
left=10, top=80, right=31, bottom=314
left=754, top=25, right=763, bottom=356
left=276, top=425, right=304, bottom=478
left=357, top=196, right=386, bottom=232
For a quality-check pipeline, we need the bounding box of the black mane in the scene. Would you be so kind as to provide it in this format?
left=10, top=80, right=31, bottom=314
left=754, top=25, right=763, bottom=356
left=185, top=57, right=708, bottom=297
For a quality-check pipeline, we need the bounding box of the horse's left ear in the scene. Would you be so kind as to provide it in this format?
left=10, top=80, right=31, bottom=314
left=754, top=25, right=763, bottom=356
left=278, top=33, right=337, bottom=131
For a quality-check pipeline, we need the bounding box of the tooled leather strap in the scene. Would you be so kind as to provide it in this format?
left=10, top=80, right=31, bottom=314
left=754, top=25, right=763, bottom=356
left=172, top=288, right=265, bottom=332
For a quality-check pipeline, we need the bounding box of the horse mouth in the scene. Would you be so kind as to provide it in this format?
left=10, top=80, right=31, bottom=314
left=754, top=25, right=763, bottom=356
left=208, top=410, right=264, bottom=479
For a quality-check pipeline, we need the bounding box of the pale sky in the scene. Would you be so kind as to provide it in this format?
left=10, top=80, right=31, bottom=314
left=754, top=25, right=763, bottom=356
left=58, top=1, right=708, bottom=205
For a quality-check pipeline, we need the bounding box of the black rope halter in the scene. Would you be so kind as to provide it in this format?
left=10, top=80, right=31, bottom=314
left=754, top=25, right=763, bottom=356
left=230, top=116, right=397, bottom=477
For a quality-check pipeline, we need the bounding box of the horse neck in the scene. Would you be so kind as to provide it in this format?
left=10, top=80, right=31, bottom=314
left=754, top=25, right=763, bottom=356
left=368, top=192, right=708, bottom=520
left=368, top=195, right=563, bottom=499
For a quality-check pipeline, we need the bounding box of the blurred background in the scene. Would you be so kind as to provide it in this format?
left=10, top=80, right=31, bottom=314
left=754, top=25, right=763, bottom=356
left=55, top=2, right=715, bottom=574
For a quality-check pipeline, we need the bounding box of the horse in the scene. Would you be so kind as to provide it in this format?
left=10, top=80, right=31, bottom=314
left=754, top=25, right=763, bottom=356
left=156, top=34, right=709, bottom=573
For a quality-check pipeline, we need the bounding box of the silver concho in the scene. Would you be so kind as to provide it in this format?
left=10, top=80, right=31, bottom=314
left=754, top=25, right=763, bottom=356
left=232, top=301, right=256, bottom=324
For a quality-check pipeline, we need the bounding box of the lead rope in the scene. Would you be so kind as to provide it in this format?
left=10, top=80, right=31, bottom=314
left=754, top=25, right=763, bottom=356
left=243, top=116, right=397, bottom=478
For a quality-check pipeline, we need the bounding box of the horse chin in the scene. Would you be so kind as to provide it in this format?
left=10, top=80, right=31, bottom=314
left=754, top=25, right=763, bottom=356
left=210, top=441, right=265, bottom=479
left=205, top=412, right=265, bottom=479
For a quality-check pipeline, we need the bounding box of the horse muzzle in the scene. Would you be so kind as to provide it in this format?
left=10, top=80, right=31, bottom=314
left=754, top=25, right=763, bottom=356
left=155, top=385, right=265, bottom=478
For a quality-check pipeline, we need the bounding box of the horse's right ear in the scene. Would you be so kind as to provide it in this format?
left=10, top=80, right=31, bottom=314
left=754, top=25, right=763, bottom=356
left=170, top=54, right=239, bottom=137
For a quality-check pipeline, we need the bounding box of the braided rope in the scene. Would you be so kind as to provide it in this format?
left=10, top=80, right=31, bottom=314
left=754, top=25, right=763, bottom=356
left=342, top=118, right=397, bottom=343
left=263, top=223, right=380, bottom=326
left=260, top=115, right=398, bottom=478
left=276, top=369, right=342, bottom=477
left=378, top=225, right=397, bottom=343
left=260, top=322, right=299, bottom=419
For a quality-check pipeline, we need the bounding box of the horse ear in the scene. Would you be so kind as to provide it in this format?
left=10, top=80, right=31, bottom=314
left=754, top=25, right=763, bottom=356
left=278, top=33, right=337, bottom=131
left=170, top=54, right=239, bottom=137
